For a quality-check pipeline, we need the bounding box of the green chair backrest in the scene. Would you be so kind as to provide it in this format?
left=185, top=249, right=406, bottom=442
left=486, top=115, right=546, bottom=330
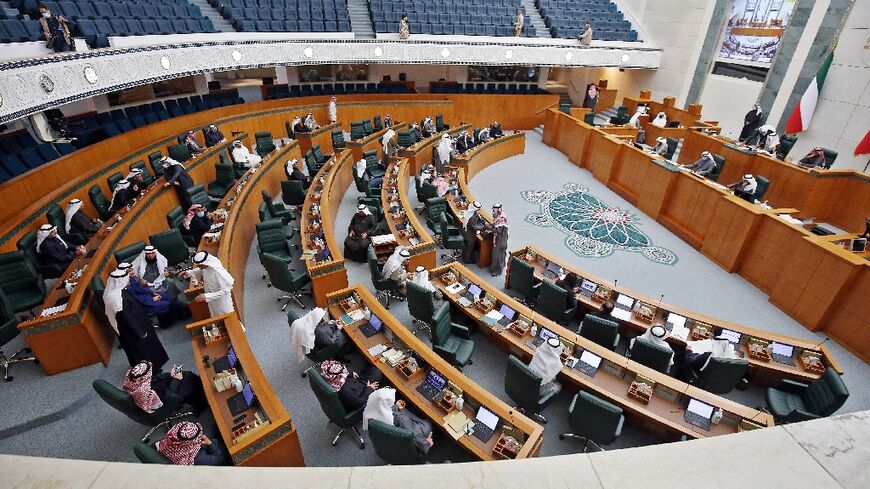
left=88, top=184, right=113, bottom=220
left=256, top=220, right=289, bottom=256
left=583, top=113, right=595, bottom=125
left=430, top=302, right=452, bottom=347
left=507, top=257, right=536, bottom=298
left=568, top=391, right=624, bottom=446
left=258, top=202, right=272, bottom=222
left=397, top=131, right=413, bottom=147
left=92, top=379, right=164, bottom=427
left=166, top=206, right=184, bottom=229
left=822, top=149, right=837, bottom=169
left=538, top=281, right=569, bottom=321
left=331, top=130, right=345, bottom=149
left=44, top=203, right=70, bottom=239
left=149, top=228, right=189, bottom=266
left=363, top=149, right=378, bottom=167
left=148, top=151, right=165, bottom=176
left=129, top=161, right=155, bottom=186
left=505, top=355, right=544, bottom=414
left=665, top=138, right=679, bottom=160
left=435, top=114, right=445, bottom=132
left=560, top=102, right=571, bottom=114
left=214, top=163, right=235, bottom=186
left=285, top=120, right=295, bottom=140
left=312, top=144, right=327, bottom=163
left=168, top=144, right=191, bottom=163
left=113, top=241, right=146, bottom=267
left=16, top=231, right=58, bottom=278
left=694, top=357, right=748, bottom=394
left=629, top=337, right=672, bottom=373
left=578, top=315, right=620, bottom=349
left=754, top=175, right=770, bottom=201
left=261, top=252, right=297, bottom=292
left=373, top=115, right=383, bottom=132
left=0, top=289, right=19, bottom=347
left=710, top=154, right=725, bottom=182
left=363, top=118, right=373, bottom=135
left=186, top=184, right=211, bottom=209
left=281, top=179, right=306, bottom=206
left=425, top=197, right=447, bottom=225
left=91, top=274, right=105, bottom=310
left=307, top=368, right=353, bottom=427
left=802, top=368, right=849, bottom=416
left=350, top=122, right=366, bottom=141
left=406, top=281, right=435, bottom=323
left=107, top=172, right=124, bottom=191
left=368, top=419, right=422, bottom=465
left=133, top=442, right=172, bottom=464
left=0, top=251, right=46, bottom=303
left=778, top=134, right=797, bottom=158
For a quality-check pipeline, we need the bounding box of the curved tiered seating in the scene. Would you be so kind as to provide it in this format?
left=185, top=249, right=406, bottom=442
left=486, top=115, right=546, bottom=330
left=211, top=0, right=351, bottom=32
left=369, top=0, right=538, bottom=37
left=536, top=0, right=639, bottom=41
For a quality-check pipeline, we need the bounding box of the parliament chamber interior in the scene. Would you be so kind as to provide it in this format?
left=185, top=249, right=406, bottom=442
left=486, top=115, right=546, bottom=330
left=0, top=0, right=868, bottom=487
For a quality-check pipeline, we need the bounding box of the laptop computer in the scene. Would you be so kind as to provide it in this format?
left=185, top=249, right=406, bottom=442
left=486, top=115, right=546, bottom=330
left=359, top=312, right=384, bottom=338
left=718, top=328, right=741, bottom=345
left=574, top=349, right=602, bottom=377
left=851, top=238, right=867, bottom=253
left=684, top=398, right=714, bottom=431
left=416, top=369, right=447, bottom=401
left=496, top=303, right=516, bottom=327
left=212, top=346, right=238, bottom=372
left=770, top=342, right=796, bottom=366
left=462, top=283, right=483, bottom=302
left=532, top=327, right=559, bottom=348
left=542, top=261, right=562, bottom=280
left=227, top=382, right=255, bottom=416
left=472, top=405, right=500, bottom=443
left=579, top=278, right=597, bottom=297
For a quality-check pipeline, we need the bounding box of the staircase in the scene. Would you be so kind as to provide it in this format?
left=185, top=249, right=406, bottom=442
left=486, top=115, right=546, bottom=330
left=596, top=106, right=618, bottom=125
left=520, top=0, right=551, bottom=38
left=188, top=0, right=235, bottom=32
left=347, top=0, right=375, bottom=39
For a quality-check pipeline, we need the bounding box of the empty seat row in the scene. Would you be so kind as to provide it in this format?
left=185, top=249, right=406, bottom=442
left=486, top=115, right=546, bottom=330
left=213, top=0, right=348, bottom=8
left=265, top=82, right=412, bottom=99
left=373, top=10, right=520, bottom=23
left=372, top=0, right=518, bottom=7
left=234, top=18, right=351, bottom=32
left=430, top=82, right=548, bottom=95
left=0, top=19, right=41, bottom=42
left=40, top=2, right=202, bottom=21
left=373, top=21, right=536, bottom=37
left=75, top=18, right=215, bottom=45
left=0, top=142, right=75, bottom=184
left=223, top=7, right=349, bottom=20
left=550, top=26, right=637, bottom=41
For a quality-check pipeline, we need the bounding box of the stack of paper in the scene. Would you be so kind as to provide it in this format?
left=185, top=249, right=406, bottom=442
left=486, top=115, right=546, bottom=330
left=442, top=410, right=470, bottom=440
left=371, top=234, right=397, bottom=246
left=40, top=304, right=67, bottom=317
left=367, top=343, right=387, bottom=357
left=382, top=348, right=405, bottom=366
left=446, top=283, right=465, bottom=295
left=482, top=310, right=503, bottom=326
left=348, top=309, right=366, bottom=321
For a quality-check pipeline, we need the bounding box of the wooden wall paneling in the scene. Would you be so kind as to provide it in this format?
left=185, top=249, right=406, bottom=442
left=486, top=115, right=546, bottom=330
left=823, top=265, right=870, bottom=363
left=584, top=132, right=621, bottom=184
left=700, top=195, right=765, bottom=271
left=636, top=159, right=679, bottom=220
left=448, top=94, right=560, bottom=130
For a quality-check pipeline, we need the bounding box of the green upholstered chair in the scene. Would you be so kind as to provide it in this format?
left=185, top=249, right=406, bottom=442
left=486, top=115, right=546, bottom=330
left=306, top=367, right=366, bottom=448
left=91, top=275, right=105, bottom=310
left=256, top=220, right=296, bottom=263
left=627, top=337, right=673, bottom=374
left=821, top=149, right=837, bottom=169
left=1, top=289, right=38, bottom=381
left=285, top=120, right=295, bottom=140
left=304, top=151, right=321, bottom=176
left=560, top=102, right=571, bottom=114
left=167, top=143, right=191, bottom=163
left=312, top=144, right=330, bottom=165
left=665, top=137, right=679, bottom=160
left=186, top=184, right=215, bottom=211
left=148, top=151, right=165, bottom=177
left=149, top=228, right=190, bottom=267
left=753, top=175, right=770, bottom=202
left=368, top=419, right=426, bottom=464
left=506, top=256, right=541, bottom=305
left=45, top=203, right=86, bottom=245
left=261, top=252, right=310, bottom=310
left=222, top=151, right=247, bottom=179
left=406, top=281, right=435, bottom=334
left=559, top=391, right=624, bottom=451
left=362, top=118, right=374, bottom=136
left=254, top=131, right=276, bottom=157
left=331, top=129, right=346, bottom=149
left=610, top=105, right=630, bottom=125
left=687, top=356, right=748, bottom=394
left=106, top=171, right=124, bottom=191
left=578, top=314, right=620, bottom=351
left=417, top=180, right=438, bottom=206
left=777, top=134, right=797, bottom=159
left=505, top=355, right=557, bottom=423
left=133, top=443, right=172, bottom=464
left=262, top=189, right=294, bottom=224
left=129, top=161, right=155, bottom=186
left=165, top=206, right=196, bottom=247
left=288, top=309, right=345, bottom=377
left=367, top=245, right=401, bottom=308
left=373, top=115, right=384, bottom=132
left=16, top=231, right=63, bottom=279
left=583, top=113, right=596, bottom=126
left=207, top=163, right=235, bottom=199
left=435, top=114, right=449, bottom=132
left=709, top=154, right=725, bottom=182
left=281, top=179, right=306, bottom=207
left=397, top=131, right=414, bottom=148
left=88, top=184, right=114, bottom=221
left=363, top=149, right=384, bottom=178
left=439, top=215, right=464, bottom=260
left=765, top=368, right=849, bottom=424
left=537, top=281, right=575, bottom=325
left=0, top=251, right=46, bottom=314
left=430, top=302, right=474, bottom=368
left=350, top=122, right=366, bottom=141
left=92, top=379, right=188, bottom=437
left=113, top=241, right=146, bottom=267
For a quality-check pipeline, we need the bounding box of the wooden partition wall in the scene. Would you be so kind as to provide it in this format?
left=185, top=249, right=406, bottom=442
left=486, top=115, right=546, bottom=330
left=542, top=108, right=870, bottom=363
left=1, top=93, right=557, bottom=253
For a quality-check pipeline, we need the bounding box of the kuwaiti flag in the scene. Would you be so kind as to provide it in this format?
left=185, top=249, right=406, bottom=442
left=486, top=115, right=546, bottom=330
left=855, top=130, right=870, bottom=156
left=785, top=50, right=834, bottom=135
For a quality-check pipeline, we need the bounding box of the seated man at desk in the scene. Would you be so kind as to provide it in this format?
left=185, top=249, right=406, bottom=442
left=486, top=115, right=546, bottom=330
left=681, top=151, right=716, bottom=178
left=155, top=421, right=230, bottom=466
left=292, top=115, right=308, bottom=134
left=587, top=300, right=614, bottom=320
left=364, top=387, right=434, bottom=454
left=652, top=137, right=669, bottom=157
left=131, top=245, right=184, bottom=299
left=421, top=116, right=436, bottom=138
left=182, top=204, right=214, bottom=247
left=455, top=130, right=474, bottom=153
left=476, top=126, right=492, bottom=145
left=204, top=124, right=226, bottom=148
left=290, top=307, right=352, bottom=363
left=124, top=258, right=188, bottom=328
left=462, top=201, right=491, bottom=264
left=798, top=147, right=826, bottom=168
left=109, top=179, right=135, bottom=212
left=529, top=337, right=564, bottom=396
left=65, top=198, right=100, bottom=243
left=727, top=173, right=758, bottom=202
left=629, top=324, right=674, bottom=368
left=231, top=140, right=262, bottom=168
left=126, top=168, right=147, bottom=195
left=650, top=112, right=668, bottom=128
left=382, top=247, right=411, bottom=295
left=286, top=159, right=312, bottom=189
left=320, top=360, right=384, bottom=411
left=490, top=121, right=504, bottom=138
left=344, top=204, right=378, bottom=263
left=184, top=130, right=205, bottom=156
left=680, top=335, right=737, bottom=381
left=408, top=122, right=423, bottom=141
left=123, top=360, right=208, bottom=416
left=36, top=223, right=85, bottom=270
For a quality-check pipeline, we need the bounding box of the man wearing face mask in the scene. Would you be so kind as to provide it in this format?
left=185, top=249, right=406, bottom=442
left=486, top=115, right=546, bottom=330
left=38, top=4, right=74, bottom=53
left=182, top=204, right=213, bottom=247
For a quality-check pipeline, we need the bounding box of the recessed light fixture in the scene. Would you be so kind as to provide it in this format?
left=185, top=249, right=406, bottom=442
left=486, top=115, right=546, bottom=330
left=564, top=51, right=574, bottom=61
left=505, top=49, right=514, bottom=60
left=83, top=65, right=98, bottom=84
left=621, top=54, right=630, bottom=63
left=231, top=50, right=242, bottom=61
left=440, top=47, right=450, bottom=58
left=160, top=55, right=171, bottom=70
left=373, top=46, right=383, bottom=57
left=303, top=46, right=314, bottom=58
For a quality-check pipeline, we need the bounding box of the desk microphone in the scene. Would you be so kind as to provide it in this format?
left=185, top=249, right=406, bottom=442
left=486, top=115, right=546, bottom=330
left=656, top=294, right=664, bottom=310
left=810, top=337, right=830, bottom=351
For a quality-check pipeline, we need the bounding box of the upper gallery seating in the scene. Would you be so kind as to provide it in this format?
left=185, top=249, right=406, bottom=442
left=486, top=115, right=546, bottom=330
left=4, top=0, right=216, bottom=47
left=264, top=81, right=413, bottom=99
left=536, top=0, right=638, bottom=41
left=211, top=0, right=352, bottom=32
left=369, top=0, right=538, bottom=37
left=0, top=130, right=74, bottom=184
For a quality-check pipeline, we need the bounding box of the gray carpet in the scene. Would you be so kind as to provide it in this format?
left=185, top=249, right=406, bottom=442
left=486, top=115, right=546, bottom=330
left=0, top=128, right=867, bottom=466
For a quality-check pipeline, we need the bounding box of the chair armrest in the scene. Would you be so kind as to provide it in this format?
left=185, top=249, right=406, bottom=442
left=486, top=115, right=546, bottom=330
left=262, top=252, right=292, bottom=264
left=284, top=239, right=296, bottom=253
left=450, top=323, right=471, bottom=339
left=776, top=379, right=809, bottom=394
left=538, top=388, right=558, bottom=407
left=611, top=333, right=621, bottom=349
left=786, top=409, right=821, bottom=423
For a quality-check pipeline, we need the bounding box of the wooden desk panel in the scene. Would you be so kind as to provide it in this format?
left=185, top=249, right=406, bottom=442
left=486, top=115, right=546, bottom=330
left=382, top=158, right=436, bottom=270
left=431, top=263, right=774, bottom=439
left=296, top=122, right=340, bottom=156
left=326, top=286, right=543, bottom=460
left=736, top=213, right=811, bottom=295
left=824, top=265, right=870, bottom=363
left=700, top=194, right=767, bottom=272
left=452, top=132, right=526, bottom=181
left=609, top=145, right=663, bottom=205
left=584, top=132, right=622, bottom=184
left=658, top=172, right=726, bottom=248
left=448, top=93, right=560, bottom=130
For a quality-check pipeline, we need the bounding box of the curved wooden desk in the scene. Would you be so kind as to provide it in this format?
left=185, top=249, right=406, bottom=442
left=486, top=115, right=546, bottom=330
left=398, top=123, right=472, bottom=174
left=300, top=149, right=352, bottom=307
left=346, top=122, right=408, bottom=163
left=381, top=157, right=436, bottom=270
left=430, top=263, right=775, bottom=440
left=296, top=121, right=341, bottom=155
left=507, top=245, right=842, bottom=385
left=17, top=137, right=235, bottom=374
left=326, top=285, right=543, bottom=460
left=451, top=132, right=526, bottom=181
left=184, top=141, right=305, bottom=466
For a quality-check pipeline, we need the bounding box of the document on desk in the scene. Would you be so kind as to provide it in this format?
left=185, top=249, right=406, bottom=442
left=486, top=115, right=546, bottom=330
left=482, top=310, right=503, bottom=327
left=371, top=234, right=397, bottom=246
left=443, top=410, right=471, bottom=440
left=610, top=308, right=631, bottom=321
left=686, top=338, right=713, bottom=354
left=40, top=303, right=67, bottom=317
left=446, top=282, right=465, bottom=295
left=367, top=343, right=388, bottom=357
